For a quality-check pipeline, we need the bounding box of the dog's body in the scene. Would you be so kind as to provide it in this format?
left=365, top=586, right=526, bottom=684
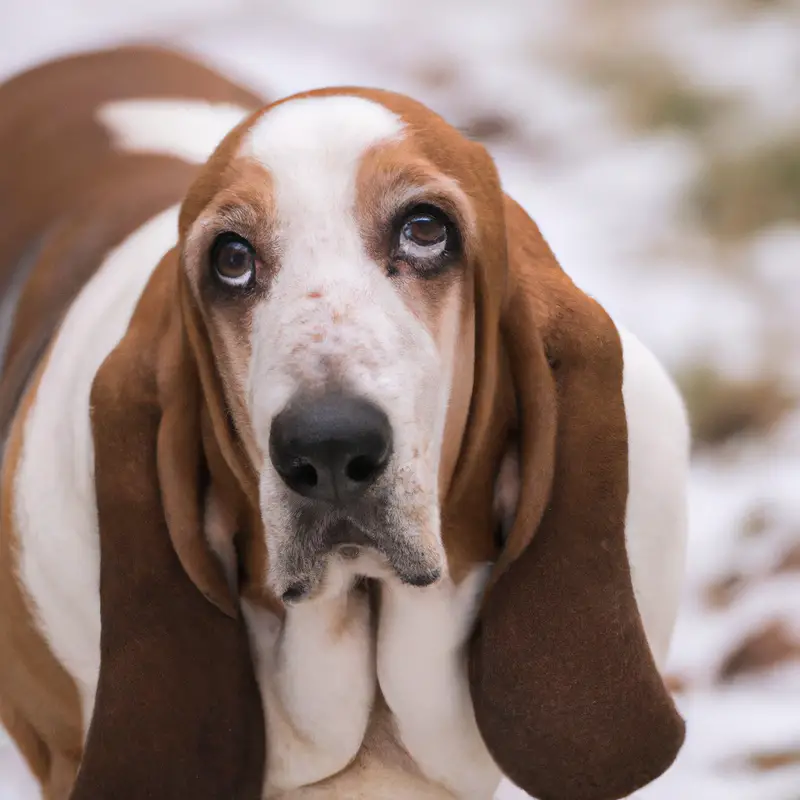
left=0, top=47, right=690, bottom=800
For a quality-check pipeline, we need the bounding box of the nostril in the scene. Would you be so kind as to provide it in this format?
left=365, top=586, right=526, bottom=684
left=284, top=460, right=318, bottom=490
left=346, top=454, right=381, bottom=483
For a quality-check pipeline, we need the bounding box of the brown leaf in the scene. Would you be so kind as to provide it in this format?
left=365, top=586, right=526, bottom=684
left=774, top=542, right=800, bottom=574
left=460, top=113, right=518, bottom=143
left=745, top=748, right=800, bottom=772
left=718, top=620, right=800, bottom=682
left=705, top=571, right=748, bottom=610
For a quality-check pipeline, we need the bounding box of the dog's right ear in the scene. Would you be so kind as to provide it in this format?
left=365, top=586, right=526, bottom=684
left=73, top=249, right=264, bottom=799
left=468, top=197, right=685, bottom=800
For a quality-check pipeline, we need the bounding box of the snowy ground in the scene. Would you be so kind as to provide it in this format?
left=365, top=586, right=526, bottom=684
left=2, top=0, right=800, bottom=797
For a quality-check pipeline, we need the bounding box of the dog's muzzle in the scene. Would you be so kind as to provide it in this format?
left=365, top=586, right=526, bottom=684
left=267, top=391, right=442, bottom=601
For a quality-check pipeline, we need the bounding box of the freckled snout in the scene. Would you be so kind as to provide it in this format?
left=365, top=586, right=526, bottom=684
left=269, top=393, right=393, bottom=503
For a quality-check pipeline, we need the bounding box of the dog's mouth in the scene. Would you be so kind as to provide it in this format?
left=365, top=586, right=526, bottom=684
left=277, top=506, right=443, bottom=603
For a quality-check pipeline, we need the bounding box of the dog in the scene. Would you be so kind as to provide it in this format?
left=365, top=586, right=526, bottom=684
left=0, top=44, right=690, bottom=800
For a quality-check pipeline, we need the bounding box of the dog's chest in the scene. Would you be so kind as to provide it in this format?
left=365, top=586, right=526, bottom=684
left=243, top=560, right=501, bottom=800
left=271, top=706, right=459, bottom=800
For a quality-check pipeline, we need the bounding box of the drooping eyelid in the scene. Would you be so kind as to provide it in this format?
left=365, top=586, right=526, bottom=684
left=393, top=182, right=471, bottom=226
left=401, top=203, right=453, bottom=231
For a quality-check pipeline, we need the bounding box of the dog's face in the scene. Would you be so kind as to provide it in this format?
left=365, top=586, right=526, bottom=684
left=181, top=94, right=480, bottom=600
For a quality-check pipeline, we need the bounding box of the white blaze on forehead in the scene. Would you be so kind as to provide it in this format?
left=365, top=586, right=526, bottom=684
left=240, top=94, right=424, bottom=431
left=240, top=95, right=404, bottom=263
left=240, top=95, right=449, bottom=587
left=242, top=94, right=404, bottom=184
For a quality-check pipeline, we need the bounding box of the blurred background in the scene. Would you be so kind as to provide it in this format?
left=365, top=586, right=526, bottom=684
left=1, top=0, right=799, bottom=797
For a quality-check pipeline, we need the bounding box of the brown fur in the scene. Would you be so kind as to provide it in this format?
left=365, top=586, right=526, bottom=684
left=72, top=252, right=265, bottom=799
left=469, top=197, right=685, bottom=799
left=0, top=45, right=265, bottom=799
left=0, top=360, right=83, bottom=799
left=181, top=159, right=278, bottom=477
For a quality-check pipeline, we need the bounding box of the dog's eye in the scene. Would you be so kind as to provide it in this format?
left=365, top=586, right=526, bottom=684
left=397, top=206, right=456, bottom=267
left=210, top=233, right=256, bottom=288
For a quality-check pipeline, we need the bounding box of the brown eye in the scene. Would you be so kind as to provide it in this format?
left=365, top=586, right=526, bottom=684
left=403, top=215, right=447, bottom=248
left=210, top=233, right=256, bottom=288
left=399, top=211, right=448, bottom=259
left=396, top=205, right=460, bottom=275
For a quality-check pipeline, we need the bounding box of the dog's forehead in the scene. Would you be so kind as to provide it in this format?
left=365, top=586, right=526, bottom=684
left=230, top=95, right=406, bottom=232
left=240, top=94, right=406, bottom=172
left=179, top=88, right=496, bottom=244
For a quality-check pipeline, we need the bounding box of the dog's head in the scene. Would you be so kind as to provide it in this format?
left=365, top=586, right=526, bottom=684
left=174, top=90, right=500, bottom=602
left=150, top=88, right=684, bottom=799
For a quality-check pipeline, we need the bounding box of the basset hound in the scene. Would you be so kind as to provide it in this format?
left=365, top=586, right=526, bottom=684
left=0, top=44, right=690, bottom=800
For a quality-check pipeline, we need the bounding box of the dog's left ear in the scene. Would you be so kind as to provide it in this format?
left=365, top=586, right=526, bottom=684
left=467, top=196, right=685, bottom=800
left=73, top=249, right=264, bottom=799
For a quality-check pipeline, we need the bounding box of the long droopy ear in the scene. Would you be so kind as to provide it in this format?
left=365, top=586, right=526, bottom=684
left=72, top=250, right=264, bottom=799
left=155, top=277, right=240, bottom=616
left=468, top=197, right=685, bottom=800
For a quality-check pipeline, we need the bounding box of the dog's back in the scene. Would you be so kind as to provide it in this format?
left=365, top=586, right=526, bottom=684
left=0, top=45, right=261, bottom=431
left=0, top=46, right=261, bottom=798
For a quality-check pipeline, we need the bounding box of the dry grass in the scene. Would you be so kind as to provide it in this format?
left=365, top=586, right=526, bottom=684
left=729, top=0, right=800, bottom=11
left=692, top=135, right=800, bottom=240
left=586, top=55, right=735, bottom=136
left=543, top=1, right=799, bottom=243
left=676, top=362, right=796, bottom=449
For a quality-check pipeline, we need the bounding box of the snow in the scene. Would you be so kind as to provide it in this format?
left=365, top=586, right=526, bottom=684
left=2, top=0, right=800, bottom=797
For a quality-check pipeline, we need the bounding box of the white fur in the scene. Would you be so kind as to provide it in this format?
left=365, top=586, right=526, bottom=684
left=493, top=778, right=533, bottom=800
left=97, top=99, right=252, bottom=164
left=243, top=554, right=378, bottom=795
left=618, top=323, right=690, bottom=667
left=236, top=96, right=451, bottom=594
left=13, top=205, right=180, bottom=728
left=227, top=97, right=473, bottom=790
left=377, top=565, right=502, bottom=799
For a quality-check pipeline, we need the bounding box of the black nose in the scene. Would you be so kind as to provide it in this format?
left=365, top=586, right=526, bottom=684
left=269, top=393, right=393, bottom=503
